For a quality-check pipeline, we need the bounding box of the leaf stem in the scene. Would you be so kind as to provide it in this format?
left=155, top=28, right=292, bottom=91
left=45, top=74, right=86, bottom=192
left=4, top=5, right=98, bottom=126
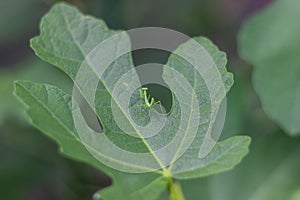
left=168, top=179, right=186, bottom=200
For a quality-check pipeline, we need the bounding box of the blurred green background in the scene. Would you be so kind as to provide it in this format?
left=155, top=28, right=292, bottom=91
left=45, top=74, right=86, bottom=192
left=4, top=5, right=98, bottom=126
left=3, top=0, right=300, bottom=199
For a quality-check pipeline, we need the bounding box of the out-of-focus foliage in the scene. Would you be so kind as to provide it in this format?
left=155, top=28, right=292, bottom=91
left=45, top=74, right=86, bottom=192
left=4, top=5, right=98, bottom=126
left=238, top=0, right=300, bottom=136
left=0, top=121, right=97, bottom=200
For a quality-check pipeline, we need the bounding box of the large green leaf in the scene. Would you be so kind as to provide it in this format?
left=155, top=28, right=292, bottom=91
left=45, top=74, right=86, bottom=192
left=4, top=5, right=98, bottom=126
left=14, top=79, right=250, bottom=199
left=238, top=0, right=300, bottom=136
left=15, top=2, right=251, bottom=199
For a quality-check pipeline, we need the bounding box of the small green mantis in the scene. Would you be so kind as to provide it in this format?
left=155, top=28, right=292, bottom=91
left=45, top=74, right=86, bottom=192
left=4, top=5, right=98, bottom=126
left=139, top=87, right=171, bottom=115
left=139, top=87, right=161, bottom=108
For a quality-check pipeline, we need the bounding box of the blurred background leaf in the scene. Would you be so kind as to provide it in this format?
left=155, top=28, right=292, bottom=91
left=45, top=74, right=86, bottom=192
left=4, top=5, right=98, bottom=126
left=238, top=0, right=300, bottom=136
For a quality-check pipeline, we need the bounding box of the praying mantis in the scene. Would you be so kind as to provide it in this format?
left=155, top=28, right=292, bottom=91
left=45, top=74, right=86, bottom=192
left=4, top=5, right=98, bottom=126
left=138, top=87, right=171, bottom=115
left=139, top=87, right=161, bottom=108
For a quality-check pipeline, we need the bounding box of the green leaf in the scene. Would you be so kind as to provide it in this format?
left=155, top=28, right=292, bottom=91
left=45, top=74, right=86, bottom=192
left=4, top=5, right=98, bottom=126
left=15, top=2, right=251, bottom=199
left=14, top=79, right=250, bottom=199
left=238, top=0, right=300, bottom=136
